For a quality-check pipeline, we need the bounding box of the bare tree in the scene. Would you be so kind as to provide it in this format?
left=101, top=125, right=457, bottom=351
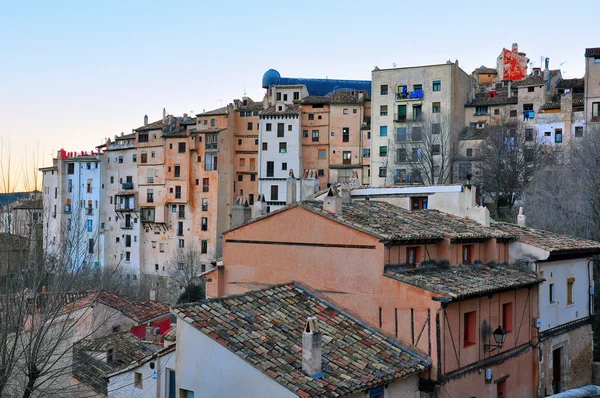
left=168, top=243, right=206, bottom=304
left=384, top=114, right=454, bottom=185
left=473, top=117, right=546, bottom=217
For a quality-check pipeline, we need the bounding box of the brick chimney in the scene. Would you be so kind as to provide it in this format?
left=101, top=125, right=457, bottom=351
left=517, top=207, right=526, bottom=227
left=323, top=187, right=342, bottom=214
left=302, top=317, right=323, bottom=378
left=231, top=197, right=251, bottom=228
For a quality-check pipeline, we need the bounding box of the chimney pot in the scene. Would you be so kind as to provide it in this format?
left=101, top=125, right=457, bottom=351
left=302, top=316, right=323, bottom=378
left=517, top=207, right=526, bottom=227
left=162, top=108, right=166, bottom=123
left=323, top=187, right=343, bottom=213
left=231, top=197, right=252, bottom=228
left=144, top=114, right=148, bottom=126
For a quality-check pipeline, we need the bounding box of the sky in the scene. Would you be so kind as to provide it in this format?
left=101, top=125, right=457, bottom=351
left=0, top=0, right=597, bottom=191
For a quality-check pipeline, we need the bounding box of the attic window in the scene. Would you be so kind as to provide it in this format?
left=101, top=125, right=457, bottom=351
left=135, top=372, right=143, bottom=389
left=112, top=325, right=120, bottom=333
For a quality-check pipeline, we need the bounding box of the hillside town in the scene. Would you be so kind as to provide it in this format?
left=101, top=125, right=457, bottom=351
left=1, top=44, right=600, bottom=397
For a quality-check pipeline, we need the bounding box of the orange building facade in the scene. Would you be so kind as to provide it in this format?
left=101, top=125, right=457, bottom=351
left=207, top=199, right=542, bottom=397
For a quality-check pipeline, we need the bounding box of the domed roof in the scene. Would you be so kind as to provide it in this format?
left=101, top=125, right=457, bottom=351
left=262, top=69, right=281, bottom=88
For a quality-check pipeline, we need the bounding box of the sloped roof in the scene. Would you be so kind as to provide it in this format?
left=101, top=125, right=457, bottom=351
left=384, top=263, right=543, bottom=302
left=493, top=222, right=600, bottom=254
left=226, top=200, right=512, bottom=242
left=300, top=91, right=368, bottom=105
left=473, top=67, right=497, bottom=75
left=260, top=104, right=301, bottom=116
left=585, top=48, right=600, bottom=57
left=172, top=283, right=428, bottom=397
left=540, top=93, right=585, bottom=111
left=64, top=291, right=170, bottom=324
left=134, top=119, right=167, bottom=132
left=465, top=88, right=518, bottom=107
left=512, top=75, right=546, bottom=87
left=197, top=106, right=229, bottom=117
left=556, top=78, right=584, bottom=89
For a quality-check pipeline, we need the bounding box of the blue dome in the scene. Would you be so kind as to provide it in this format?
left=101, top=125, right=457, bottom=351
left=262, top=69, right=281, bottom=88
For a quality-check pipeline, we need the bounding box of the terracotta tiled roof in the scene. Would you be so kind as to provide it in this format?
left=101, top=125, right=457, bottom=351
left=585, top=48, right=600, bottom=57
left=301, top=91, right=368, bottom=105
left=65, top=291, right=170, bottom=324
left=260, top=104, right=301, bottom=116
left=180, top=117, right=197, bottom=125
left=556, top=78, right=584, bottom=89
left=493, top=222, right=600, bottom=254
left=227, top=200, right=512, bottom=242
left=236, top=100, right=265, bottom=112
left=465, top=88, right=517, bottom=107
left=541, top=93, right=585, bottom=110
left=473, top=67, right=497, bottom=75
left=197, top=106, right=228, bottom=117
left=512, top=75, right=546, bottom=88
left=134, top=119, right=167, bottom=132
left=73, top=332, right=161, bottom=395
left=12, top=199, right=42, bottom=210
left=172, top=284, right=429, bottom=397
left=192, top=126, right=227, bottom=134
left=384, top=263, right=543, bottom=302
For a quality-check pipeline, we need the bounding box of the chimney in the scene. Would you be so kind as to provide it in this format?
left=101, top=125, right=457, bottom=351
left=144, top=114, right=148, bottom=126
left=231, top=197, right=251, bottom=228
left=323, top=187, right=343, bottom=214
left=339, top=185, right=352, bottom=203
left=507, top=80, right=512, bottom=98
left=517, top=207, right=526, bottom=227
left=543, top=58, right=550, bottom=81
left=286, top=170, right=297, bottom=205
left=302, top=317, right=323, bottom=378
left=512, top=43, right=518, bottom=52
left=162, top=108, right=166, bottom=123
left=253, top=194, right=267, bottom=218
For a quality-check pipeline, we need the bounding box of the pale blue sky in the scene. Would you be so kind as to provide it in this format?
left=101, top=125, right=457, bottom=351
left=0, top=0, right=597, bottom=188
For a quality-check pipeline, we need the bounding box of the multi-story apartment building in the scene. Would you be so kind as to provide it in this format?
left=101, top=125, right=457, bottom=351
left=258, top=69, right=371, bottom=211
left=371, top=61, right=473, bottom=186
left=300, top=91, right=371, bottom=188
left=233, top=97, right=262, bottom=210
left=585, top=47, right=600, bottom=126
left=41, top=150, right=103, bottom=269
left=101, top=132, right=141, bottom=279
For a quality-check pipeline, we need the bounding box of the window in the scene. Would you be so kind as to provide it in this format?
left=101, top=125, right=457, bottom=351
left=494, top=108, right=500, bottom=115
left=363, top=148, right=370, bottom=158
left=266, top=161, right=274, bottom=177
left=411, top=127, right=422, bottom=141
left=287, top=125, right=292, bottom=131
left=549, top=283, right=555, bottom=303
left=175, top=186, right=181, bottom=199
left=524, top=148, right=534, bottom=162
left=432, top=80, right=441, bottom=91
left=262, top=142, right=268, bottom=151
left=266, top=123, right=272, bottom=131
left=178, top=205, right=185, bottom=218
left=528, top=86, right=535, bottom=92
left=88, top=239, right=94, bottom=254
left=411, top=197, right=428, bottom=210
left=459, top=163, right=472, bottom=179
left=567, top=277, right=575, bottom=304
left=431, top=144, right=441, bottom=155
left=138, top=132, right=148, bottom=143
left=201, top=198, right=208, bottom=212
left=575, top=126, right=584, bottom=137
left=396, top=127, right=407, bottom=142
left=180, top=390, right=195, bottom=398
left=293, top=91, right=299, bottom=100
left=202, top=178, right=209, bottom=192
left=525, top=128, right=534, bottom=141
left=378, top=167, right=386, bottom=177
left=107, top=348, right=115, bottom=364
left=279, top=142, right=287, bottom=153
left=379, top=126, right=388, bottom=137
left=179, top=239, right=184, bottom=248
left=369, top=386, right=384, bottom=398
left=555, top=129, right=563, bottom=143
left=283, top=93, right=288, bottom=101
left=173, top=164, right=181, bottom=178
left=406, top=247, right=419, bottom=265
left=67, top=163, right=75, bottom=174
left=282, top=162, right=287, bottom=170
left=200, top=239, right=208, bottom=254
left=276, top=92, right=281, bottom=101
left=210, top=119, right=215, bottom=127
left=117, top=155, right=123, bottom=164
left=465, top=148, right=474, bottom=157
left=178, top=142, right=186, bottom=153
left=462, top=245, right=473, bottom=264
left=318, top=149, right=326, bottom=159
left=592, top=102, right=600, bottom=121
left=464, top=311, right=476, bottom=347
left=237, top=174, right=243, bottom=182
left=510, top=109, right=518, bottom=117
left=270, top=185, right=278, bottom=201
left=277, top=123, right=284, bottom=137
left=380, top=105, right=388, bottom=116
left=412, top=147, right=422, bottom=162
left=343, top=109, right=348, bottom=115
left=503, top=302, right=513, bottom=332
left=475, top=106, right=488, bottom=116
left=396, top=148, right=407, bottom=163
left=341, top=127, right=350, bottom=142
left=432, top=102, right=441, bottom=113
left=545, top=131, right=551, bottom=137
left=379, top=146, right=387, bottom=157
left=312, top=130, right=319, bottom=142
left=318, top=169, right=325, bottom=177
left=412, top=105, right=422, bottom=120
left=380, top=85, right=388, bottom=95
left=343, top=151, right=352, bottom=165
left=155, top=264, right=159, bottom=271
left=432, top=123, right=441, bottom=134
left=201, top=218, right=208, bottom=231
left=308, top=114, right=314, bottom=121
left=141, top=153, right=147, bottom=163
left=250, top=174, right=256, bottom=181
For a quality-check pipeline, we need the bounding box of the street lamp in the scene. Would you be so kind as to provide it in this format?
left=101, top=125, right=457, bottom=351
left=484, top=325, right=507, bottom=353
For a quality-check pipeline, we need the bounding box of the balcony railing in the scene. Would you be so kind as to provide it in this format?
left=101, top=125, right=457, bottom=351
left=205, top=163, right=217, bottom=171
left=86, top=208, right=93, bottom=216
left=120, top=222, right=133, bottom=229
left=394, top=114, right=407, bottom=122
left=205, top=143, right=217, bottom=150
left=396, top=90, right=424, bottom=101
left=474, top=111, right=489, bottom=116
left=122, top=182, right=134, bottom=190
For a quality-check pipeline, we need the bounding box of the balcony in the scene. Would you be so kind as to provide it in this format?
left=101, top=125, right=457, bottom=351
left=122, top=182, right=134, bottom=190
left=396, top=90, right=424, bottom=101
left=394, top=114, right=407, bottom=122
left=474, top=111, right=489, bottom=116
left=86, top=208, right=93, bottom=216
left=205, top=143, right=217, bottom=150
left=205, top=163, right=217, bottom=171
left=523, top=110, right=535, bottom=120
left=120, top=222, right=133, bottom=230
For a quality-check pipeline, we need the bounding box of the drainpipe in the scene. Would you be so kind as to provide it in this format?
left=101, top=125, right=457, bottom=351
left=588, top=258, right=594, bottom=317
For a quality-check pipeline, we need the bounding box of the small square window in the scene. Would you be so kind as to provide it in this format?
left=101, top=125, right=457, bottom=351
left=575, top=126, right=584, bottom=137
left=134, top=372, right=143, bottom=389
left=432, top=80, right=441, bottom=91
left=317, top=169, right=325, bottom=177
left=494, top=109, right=500, bottom=115
left=464, top=311, right=476, bottom=347
left=528, top=86, right=535, bottom=92
left=343, top=109, right=348, bottom=115
left=380, top=85, right=388, bottom=95
left=510, top=110, right=518, bottom=117
left=466, top=148, right=473, bottom=157
left=282, top=162, right=287, bottom=170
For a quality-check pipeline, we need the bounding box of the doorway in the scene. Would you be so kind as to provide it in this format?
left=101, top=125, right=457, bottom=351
left=553, top=347, right=563, bottom=393
left=496, top=379, right=507, bottom=398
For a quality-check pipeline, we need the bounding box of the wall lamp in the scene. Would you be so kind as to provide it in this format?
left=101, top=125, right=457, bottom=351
left=484, top=325, right=507, bottom=353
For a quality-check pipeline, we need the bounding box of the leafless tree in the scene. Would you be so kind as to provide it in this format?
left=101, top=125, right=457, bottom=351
left=167, top=243, right=206, bottom=304
left=473, top=117, right=546, bottom=217
left=384, top=115, right=454, bottom=185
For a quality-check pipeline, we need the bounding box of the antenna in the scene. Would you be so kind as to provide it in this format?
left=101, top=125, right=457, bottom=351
left=243, top=82, right=247, bottom=97
left=392, top=62, right=397, bottom=68
left=217, top=99, right=223, bottom=107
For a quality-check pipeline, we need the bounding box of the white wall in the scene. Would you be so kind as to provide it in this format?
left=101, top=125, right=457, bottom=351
left=538, top=258, right=592, bottom=331
left=108, top=349, right=176, bottom=398
left=175, top=320, right=296, bottom=398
